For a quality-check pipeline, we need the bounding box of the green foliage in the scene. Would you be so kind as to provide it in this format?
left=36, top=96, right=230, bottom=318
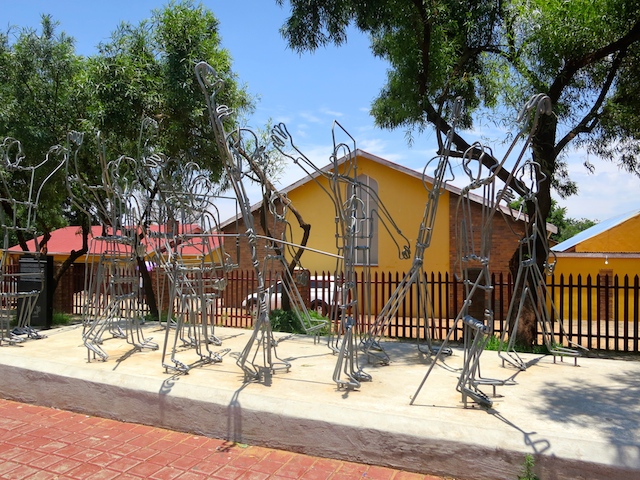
left=277, top=0, right=640, bottom=223
left=511, top=198, right=597, bottom=243
left=269, top=309, right=330, bottom=335
left=518, top=454, right=539, bottom=480
left=85, top=0, right=253, bottom=178
left=0, top=15, right=88, bottom=236
left=483, top=334, right=549, bottom=354
left=1, top=2, right=254, bottom=249
left=52, top=311, right=71, bottom=326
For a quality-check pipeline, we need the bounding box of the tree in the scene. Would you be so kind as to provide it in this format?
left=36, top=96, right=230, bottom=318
left=1, top=2, right=254, bottom=317
left=0, top=15, right=91, bottom=297
left=86, top=0, right=252, bottom=176
left=80, top=1, right=254, bottom=319
left=547, top=202, right=597, bottom=244
left=275, top=0, right=640, bottom=345
left=0, top=15, right=89, bottom=245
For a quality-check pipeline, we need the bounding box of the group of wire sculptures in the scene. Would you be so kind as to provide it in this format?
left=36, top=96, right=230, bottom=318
left=0, top=60, right=585, bottom=407
left=0, top=137, right=66, bottom=345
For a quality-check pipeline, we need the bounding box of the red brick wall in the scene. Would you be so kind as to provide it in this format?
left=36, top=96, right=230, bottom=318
left=448, top=195, right=525, bottom=277
left=53, top=263, right=81, bottom=314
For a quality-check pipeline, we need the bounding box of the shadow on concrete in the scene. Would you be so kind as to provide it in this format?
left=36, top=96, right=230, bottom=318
left=226, top=381, right=251, bottom=445
left=532, top=369, right=640, bottom=469
left=488, top=409, right=551, bottom=454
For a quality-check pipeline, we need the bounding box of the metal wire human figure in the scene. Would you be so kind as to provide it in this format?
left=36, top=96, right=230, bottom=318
left=196, top=61, right=293, bottom=383
left=144, top=159, right=233, bottom=373
left=271, top=121, right=411, bottom=389
left=0, top=137, right=67, bottom=345
left=411, top=94, right=554, bottom=407
left=498, top=161, right=586, bottom=370
left=360, top=98, right=463, bottom=365
left=66, top=134, right=158, bottom=361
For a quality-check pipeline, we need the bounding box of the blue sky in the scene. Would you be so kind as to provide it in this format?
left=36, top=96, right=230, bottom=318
left=5, top=0, right=640, bottom=223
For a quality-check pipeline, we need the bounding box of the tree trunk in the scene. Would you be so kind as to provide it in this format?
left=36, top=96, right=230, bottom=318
left=51, top=222, right=90, bottom=299
left=137, top=255, right=158, bottom=320
left=510, top=112, right=557, bottom=347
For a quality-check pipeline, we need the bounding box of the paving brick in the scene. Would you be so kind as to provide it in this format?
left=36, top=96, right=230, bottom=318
left=274, top=459, right=313, bottom=478
left=85, top=469, right=122, bottom=480
left=65, top=462, right=104, bottom=479
left=393, top=472, right=429, bottom=480
left=236, top=471, right=270, bottom=480
left=0, top=399, right=447, bottom=480
left=40, top=440, right=72, bottom=453
left=8, top=449, right=46, bottom=465
left=174, top=471, right=209, bottom=480
left=128, top=446, right=160, bottom=461
left=71, top=448, right=104, bottom=463
left=29, top=453, right=67, bottom=470
left=147, top=449, right=182, bottom=466
left=52, top=443, right=87, bottom=458
left=169, top=454, right=201, bottom=471
left=251, top=459, right=288, bottom=475
left=47, top=458, right=83, bottom=474
left=1, top=446, right=29, bottom=460
left=298, top=466, right=334, bottom=480
left=27, top=470, right=62, bottom=480
left=2, top=464, right=40, bottom=479
left=0, top=461, right=20, bottom=476
left=102, top=455, right=140, bottom=473
left=209, top=464, right=244, bottom=479
left=126, top=460, right=164, bottom=478
left=149, top=465, right=185, bottom=480
left=87, top=451, right=121, bottom=468
left=364, top=465, right=397, bottom=480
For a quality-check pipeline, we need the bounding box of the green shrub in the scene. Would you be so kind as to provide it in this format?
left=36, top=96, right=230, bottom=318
left=484, top=334, right=553, bottom=355
left=52, top=312, right=71, bottom=326
left=269, top=309, right=330, bottom=336
left=518, top=454, right=539, bottom=480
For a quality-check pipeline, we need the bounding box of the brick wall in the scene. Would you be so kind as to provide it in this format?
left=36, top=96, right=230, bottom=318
left=448, top=195, right=525, bottom=277
left=52, top=263, right=81, bottom=314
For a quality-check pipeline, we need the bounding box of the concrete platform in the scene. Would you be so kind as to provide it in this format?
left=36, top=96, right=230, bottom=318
left=1, top=323, right=639, bottom=480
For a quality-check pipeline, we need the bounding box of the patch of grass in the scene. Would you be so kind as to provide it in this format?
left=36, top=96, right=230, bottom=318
left=144, top=310, right=175, bottom=323
left=518, top=454, right=539, bottom=480
left=269, top=309, right=330, bottom=335
left=52, top=312, right=71, bottom=326
left=484, top=334, right=552, bottom=355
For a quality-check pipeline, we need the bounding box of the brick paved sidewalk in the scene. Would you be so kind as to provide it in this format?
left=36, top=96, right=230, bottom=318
left=0, top=399, right=445, bottom=480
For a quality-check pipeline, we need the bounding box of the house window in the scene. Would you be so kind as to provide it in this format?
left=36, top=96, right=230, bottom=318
left=349, top=175, right=379, bottom=266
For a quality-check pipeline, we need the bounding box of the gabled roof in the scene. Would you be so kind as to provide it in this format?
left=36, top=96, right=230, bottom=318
left=8, top=224, right=221, bottom=257
left=551, top=209, right=640, bottom=253
left=221, top=149, right=556, bottom=233
left=8, top=225, right=103, bottom=256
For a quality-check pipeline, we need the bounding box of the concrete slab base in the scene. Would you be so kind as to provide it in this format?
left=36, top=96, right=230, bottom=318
left=1, top=323, right=639, bottom=479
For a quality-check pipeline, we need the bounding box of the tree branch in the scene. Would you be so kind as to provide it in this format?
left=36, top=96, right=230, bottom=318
left=554, top=48, right=626, bottom=156
left=548, top=20, right=640, bottom=102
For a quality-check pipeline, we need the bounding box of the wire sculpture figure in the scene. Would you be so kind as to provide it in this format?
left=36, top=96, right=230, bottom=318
left=197, top=61, right=293, bottom=383
left=0, top=137, right=66, bottom=345
left=272, top=122, right=411, bottom=389
left=411, top=94, right=554, bottom=408
left=360, top=98, right=463, bottom=365
left=145, top=159, right=233, bottom=373
left=498, top=161, right=586, bottom=370
left=228, top=126, right=329, bottom=340
left=66, top=134, right=157, bottom=361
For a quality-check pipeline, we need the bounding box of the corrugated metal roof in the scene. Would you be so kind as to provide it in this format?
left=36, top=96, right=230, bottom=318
left=551, top=209, right=640, bottom=252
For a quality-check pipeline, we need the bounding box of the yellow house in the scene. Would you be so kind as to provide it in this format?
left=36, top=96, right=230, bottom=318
left=551, top=209, right=640, bottom=280
left=550, top=209, right=640, bottom=324
left=231, top=150, right=534, bottom=279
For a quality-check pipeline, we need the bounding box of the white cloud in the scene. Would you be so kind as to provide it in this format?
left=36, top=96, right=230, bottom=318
left=320, top=107, right=344, bottom=118
left=554, top=147, right=640, bottom=222
left=299, top=112, right=322, bottom=124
